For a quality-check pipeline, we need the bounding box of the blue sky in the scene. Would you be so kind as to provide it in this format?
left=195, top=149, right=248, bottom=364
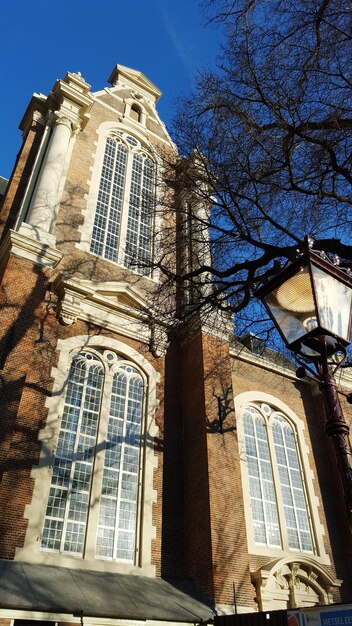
left=1, top=0, right=221, bottom=179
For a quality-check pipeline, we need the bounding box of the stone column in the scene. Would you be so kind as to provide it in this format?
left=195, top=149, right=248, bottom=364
left=19, top=71, right=92, bottom=247
left=25, top=113, right=73, bottom=236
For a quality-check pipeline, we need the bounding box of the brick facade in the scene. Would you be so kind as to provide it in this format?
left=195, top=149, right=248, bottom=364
left=0, top=65, right=351, bottom=625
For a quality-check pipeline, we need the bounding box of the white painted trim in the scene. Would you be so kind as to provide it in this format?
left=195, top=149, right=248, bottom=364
left=234, top=391, right=329, bottom=564
left=16, top=335, right=160, bottom=577
left=108, top=65, right=162, bottom=103
left=0, top=228, right=62, bottom=271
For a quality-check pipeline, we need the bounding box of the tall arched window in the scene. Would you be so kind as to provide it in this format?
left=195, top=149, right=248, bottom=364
left=241, top=401, right=314, bottom=553
left=90, top=131, right=154, bottom=275
left=41, top=349, right=144, bottom=563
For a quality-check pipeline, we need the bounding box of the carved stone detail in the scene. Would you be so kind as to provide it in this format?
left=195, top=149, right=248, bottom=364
left=53, top=112, right=73, bottom=131
left=57, top=289, right=84, bottom=326
left=252, top=557, right=341, bottom=611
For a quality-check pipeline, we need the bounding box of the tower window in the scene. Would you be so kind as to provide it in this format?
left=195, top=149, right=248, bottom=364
left=90, top=132, right=154, bottom=276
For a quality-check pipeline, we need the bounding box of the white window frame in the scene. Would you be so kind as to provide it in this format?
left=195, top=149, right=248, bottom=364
left=235, top=391, right=329, bottom=564
left=16, top=335, right=159, bottom=576
left=77, top=122, right=158, bottom=278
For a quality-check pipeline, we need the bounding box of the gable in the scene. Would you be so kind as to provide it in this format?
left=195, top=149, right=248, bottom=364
left=107, top=64, right=162, bottom=103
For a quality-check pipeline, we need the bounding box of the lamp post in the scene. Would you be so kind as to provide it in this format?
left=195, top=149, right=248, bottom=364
left=255, top=237, right=352, bottom=525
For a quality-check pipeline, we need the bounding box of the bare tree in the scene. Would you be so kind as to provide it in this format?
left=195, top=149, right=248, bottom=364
left=151, top=0, right=352, bottom=338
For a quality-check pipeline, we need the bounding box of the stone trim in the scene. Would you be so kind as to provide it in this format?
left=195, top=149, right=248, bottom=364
left=108, top=64, right=162, bottom=104
left=77, top=121, right=162, bottom=283
left=234, top=391, right=329, bottom=564
left=15, top=335, right=160, bottom=577
left=215, top=605, right=256, bottom=615
left=0, top=228, right=63, bottom=271
left=251, top=556, right=341, bottom=610
left=51, top=274, right=168, bottom=356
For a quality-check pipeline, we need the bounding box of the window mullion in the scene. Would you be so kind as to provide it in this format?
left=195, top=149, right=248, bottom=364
left=254, top=417, right=272, bottom=546
left=134, top=382, right=146, bottom=564
left=138, top=157, right=154, bottom=271
left=102, top=141, right=119, bottom=257
left=268, top=422, right=289, bottom=551
left=282, top=427, right=302, bottom=549
left=135, top=160, right=144, bottom=264
left=60, top=364, right=90, bottom=553
left=113, top=375, right=129, bottom=559
left=86, top=369, right=111, bottom=558
left=118, top=149, right=133, bottom=266
left=293, top=434, right=316, bottom=554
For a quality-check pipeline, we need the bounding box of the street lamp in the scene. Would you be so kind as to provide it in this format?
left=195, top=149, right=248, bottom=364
left=255, top=237, right=352, bottom=524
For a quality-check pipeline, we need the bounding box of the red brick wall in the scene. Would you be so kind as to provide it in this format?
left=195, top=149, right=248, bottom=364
left=0, top=254, right=165, bottom=568
left=181, top=332, right=214, bottom=597
left=179, top=331, right=255, bottom=608
left=161, top=339, right=186, bottom=578
left=231, top=355, right=352, bottom=604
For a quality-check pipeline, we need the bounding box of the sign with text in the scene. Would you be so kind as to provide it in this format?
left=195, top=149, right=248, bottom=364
left=288, top=606, right=352, bottom=626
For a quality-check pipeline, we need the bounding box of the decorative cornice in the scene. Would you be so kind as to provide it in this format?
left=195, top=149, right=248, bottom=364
left=50, top=71, right=92, bottom=131
left=51, top=275, right=169, bottom=355
left=19, top=95, right=48, bottom=137
left=18, top=222, right=57, bottom=248
left=0, top=229, right=63, bottom=273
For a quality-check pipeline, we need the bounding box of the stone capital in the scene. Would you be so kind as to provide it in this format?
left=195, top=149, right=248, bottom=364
left=53, top=112, right=73, bottom=130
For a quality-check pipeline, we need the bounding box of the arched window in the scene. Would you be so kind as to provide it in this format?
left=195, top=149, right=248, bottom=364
left=240, top=401, right=314, bottom=553
left=89, top=131, right=154, bottom=276
left=130, top=103, right=141, bottom=122
left=41, top=349, right=144, bottom=563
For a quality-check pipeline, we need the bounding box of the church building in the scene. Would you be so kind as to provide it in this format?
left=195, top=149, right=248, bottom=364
left=0, top=65, right=351, bottom=626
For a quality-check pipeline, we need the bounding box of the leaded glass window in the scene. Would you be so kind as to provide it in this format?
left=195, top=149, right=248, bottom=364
left=41, top=351, right=144, bottom=563
left=96, top=365, right=143, bottom=561
left=90, top=132, right=154, bottom=275
left=242, top=402, right=314, bottom=553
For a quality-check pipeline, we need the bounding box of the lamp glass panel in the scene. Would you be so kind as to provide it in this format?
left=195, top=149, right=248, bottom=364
left=264, top=266, right=317, bottom=347
left=312, top=265, right=352, bottom=341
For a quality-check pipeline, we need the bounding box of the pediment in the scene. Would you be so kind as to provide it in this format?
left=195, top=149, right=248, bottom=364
left=91, top=282, right=148, bottom=310
left=51, top=274, right=167, bottom=355
left=53, top=276, right=149, bottom=311
left=107, top=64, right=162, bottom=103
